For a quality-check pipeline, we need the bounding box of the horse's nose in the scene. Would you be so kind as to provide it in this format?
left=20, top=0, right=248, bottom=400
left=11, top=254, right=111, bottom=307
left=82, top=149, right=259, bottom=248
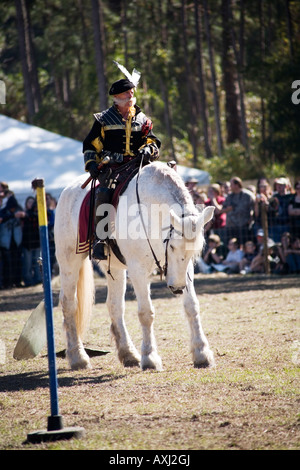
left=168, top=285, right=185, bottom=296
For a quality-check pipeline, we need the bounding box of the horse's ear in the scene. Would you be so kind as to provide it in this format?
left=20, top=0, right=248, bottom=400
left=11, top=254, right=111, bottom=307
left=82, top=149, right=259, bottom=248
left=170, top=209, right=183, bottom=232
left=196, top=206, right=215, bottom=232
left=203, top=206, right=215, bottom=225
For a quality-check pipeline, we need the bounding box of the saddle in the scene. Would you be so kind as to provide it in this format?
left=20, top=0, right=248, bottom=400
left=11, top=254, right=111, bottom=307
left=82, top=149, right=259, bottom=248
left=76, top=158, right=141, bottom=264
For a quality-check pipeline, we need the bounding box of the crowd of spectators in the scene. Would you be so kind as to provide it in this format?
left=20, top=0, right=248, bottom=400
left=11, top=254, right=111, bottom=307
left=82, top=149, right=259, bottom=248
left=1, top=173, right=299, bottom=288
left=187, top=175, right=300, bottom=276
left=0, top=181, right=57, bottom=289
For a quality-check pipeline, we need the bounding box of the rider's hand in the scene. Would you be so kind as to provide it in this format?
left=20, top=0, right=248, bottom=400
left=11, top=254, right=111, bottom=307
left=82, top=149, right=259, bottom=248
left=86, top=161, right=100, bottom=179
left=138, top=146, right=152, bottom=163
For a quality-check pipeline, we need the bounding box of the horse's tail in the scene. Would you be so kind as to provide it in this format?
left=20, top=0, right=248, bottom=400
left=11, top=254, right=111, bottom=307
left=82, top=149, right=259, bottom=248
left=76, top=256, right=94, bottom=339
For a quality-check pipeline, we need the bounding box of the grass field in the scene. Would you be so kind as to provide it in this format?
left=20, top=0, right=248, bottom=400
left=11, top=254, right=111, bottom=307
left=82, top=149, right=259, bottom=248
left=0, top=273, right=299, bottom=451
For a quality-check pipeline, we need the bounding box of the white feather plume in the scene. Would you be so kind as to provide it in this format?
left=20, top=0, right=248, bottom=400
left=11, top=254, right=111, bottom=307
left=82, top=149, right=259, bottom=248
left=113, top=60, right=141, bottom=87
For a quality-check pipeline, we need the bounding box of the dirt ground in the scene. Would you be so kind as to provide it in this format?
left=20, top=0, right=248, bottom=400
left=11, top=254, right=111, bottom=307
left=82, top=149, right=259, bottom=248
left=0, top=272, right=299, bottom=451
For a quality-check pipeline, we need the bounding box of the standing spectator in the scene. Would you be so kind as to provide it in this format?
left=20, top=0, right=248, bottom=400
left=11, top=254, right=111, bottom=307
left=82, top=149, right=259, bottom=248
left=46, top=193, right=57, bottom=276
left=288, top=181, right=300, bottom=239
left=0, top=183, right=24, bottom=288
left=204, top=184, right=226, bottom=237
left=217, top=181, right=230, bottom=198
left=268, top=177, right=292, bottom=242
left=21, top=197, right=42, bottom=287
left=254, top=177, right=273, bottom=232
left=185, top=179, right=204, bottom=205
left=221, top=177, right=255, bottom=247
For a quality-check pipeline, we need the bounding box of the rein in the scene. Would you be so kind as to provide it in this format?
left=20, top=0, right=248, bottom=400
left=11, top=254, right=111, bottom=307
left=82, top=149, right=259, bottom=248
left=135, top=158, right=181, bottom=280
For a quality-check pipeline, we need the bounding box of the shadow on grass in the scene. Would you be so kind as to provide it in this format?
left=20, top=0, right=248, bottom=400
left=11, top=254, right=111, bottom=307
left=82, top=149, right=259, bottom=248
left=136, top=274, right=300, bottom=300
left=0, top=369, right=125, bottom=393
left=0, top=275, right=299, bottom=313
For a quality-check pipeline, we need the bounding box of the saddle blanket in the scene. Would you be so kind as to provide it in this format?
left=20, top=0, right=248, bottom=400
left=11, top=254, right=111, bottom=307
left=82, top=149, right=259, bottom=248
left=76, top=177, right=131, bottom=254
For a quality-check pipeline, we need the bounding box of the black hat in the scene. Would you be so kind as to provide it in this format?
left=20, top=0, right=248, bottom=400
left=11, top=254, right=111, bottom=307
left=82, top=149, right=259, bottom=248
left=109, top=78, right=135, bottom=95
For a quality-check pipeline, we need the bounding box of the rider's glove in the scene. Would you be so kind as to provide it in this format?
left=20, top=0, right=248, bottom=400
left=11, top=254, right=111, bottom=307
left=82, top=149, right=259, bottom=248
left=138, top=146, right=152, bottom=163
left=86, top=161, right=100, bottom=179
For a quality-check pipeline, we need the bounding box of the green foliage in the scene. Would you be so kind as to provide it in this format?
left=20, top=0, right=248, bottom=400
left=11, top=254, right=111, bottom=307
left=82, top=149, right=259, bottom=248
left=200, top=143, right=256, bottom=182
left=0, top=0, right=299, bottom=180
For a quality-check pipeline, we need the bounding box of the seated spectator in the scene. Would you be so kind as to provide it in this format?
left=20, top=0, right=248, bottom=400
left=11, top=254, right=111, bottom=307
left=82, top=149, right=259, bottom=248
left=285, top=237, right=300, bottom=274
left=274, top=231, right=291, bottom=275
left=249, top=238, right=281, bottom=274
left=255, top=228, right=275, bottom=255
left=195, top=234, right=226, bottom=274
left=239, top=240, right=257, bottom=274
left=268, top=177, right=292, bottom=242
left=288, top=181, right=300, bottom=239
left=212, top=237, right=244, bottom=274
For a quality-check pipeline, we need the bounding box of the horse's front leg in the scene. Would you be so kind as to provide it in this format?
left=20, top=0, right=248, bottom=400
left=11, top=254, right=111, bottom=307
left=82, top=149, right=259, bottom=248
left=183, top=261, right=215, bottom=368
left=128, top=267, right=162, bottom=371
left=105, top=266, right=140, bottom=367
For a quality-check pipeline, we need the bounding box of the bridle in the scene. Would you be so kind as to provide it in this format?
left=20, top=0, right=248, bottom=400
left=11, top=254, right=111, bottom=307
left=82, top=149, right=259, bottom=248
left=135, top=158, right=183, bottom=280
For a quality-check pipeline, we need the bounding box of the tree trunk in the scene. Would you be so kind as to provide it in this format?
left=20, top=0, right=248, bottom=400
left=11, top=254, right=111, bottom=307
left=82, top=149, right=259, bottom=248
left=91, top=0, right=107, bottom=110
left=285, top=0, right=294, bottom=62
left=228, top=0, right=250, bottom=158
left=181, top=0, right=198, bottom=165
left=259, top=0, right=266, bottom=159
left=158, top=0, right=176, bottom=161
left=194, top=0, right=212, bottom=159
left=15, top=0, right=41, bottom=122
left=202, top=0, right=223, bottom=157
left=160, top=77, right=176, bottom=162
left=121, top=0, right=129, bottom=68
left=221, top=0, right=241, bottom=144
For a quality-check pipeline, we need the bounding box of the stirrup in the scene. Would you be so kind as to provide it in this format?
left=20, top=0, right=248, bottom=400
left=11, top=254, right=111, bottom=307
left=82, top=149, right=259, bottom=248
left=92, top=240, right=107, bottom=260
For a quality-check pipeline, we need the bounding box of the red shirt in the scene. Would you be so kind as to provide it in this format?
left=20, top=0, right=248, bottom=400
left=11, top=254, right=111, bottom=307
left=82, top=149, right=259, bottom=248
left=205, top=196, right=226, bottom=228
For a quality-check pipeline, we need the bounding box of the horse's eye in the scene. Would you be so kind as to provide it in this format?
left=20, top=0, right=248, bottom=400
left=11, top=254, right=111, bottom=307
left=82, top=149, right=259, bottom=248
left=169, top=244, right=174, bottom=251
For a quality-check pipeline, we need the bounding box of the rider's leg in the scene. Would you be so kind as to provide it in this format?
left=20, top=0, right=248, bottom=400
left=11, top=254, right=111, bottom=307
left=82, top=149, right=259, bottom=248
left=93, top=186, right=114, bottom=260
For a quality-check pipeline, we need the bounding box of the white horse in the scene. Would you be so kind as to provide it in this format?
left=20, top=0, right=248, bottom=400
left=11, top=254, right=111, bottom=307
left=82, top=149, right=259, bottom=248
left=54, top=161, right=215, bottom=371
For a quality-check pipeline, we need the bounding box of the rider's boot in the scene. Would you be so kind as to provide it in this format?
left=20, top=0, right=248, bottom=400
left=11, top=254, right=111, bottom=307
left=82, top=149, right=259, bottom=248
left=93, top=186, right=114, bottom=260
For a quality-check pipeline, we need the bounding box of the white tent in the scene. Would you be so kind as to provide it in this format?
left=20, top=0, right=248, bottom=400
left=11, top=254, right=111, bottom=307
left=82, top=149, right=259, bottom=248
left=0, top=114, right=210, bottom=207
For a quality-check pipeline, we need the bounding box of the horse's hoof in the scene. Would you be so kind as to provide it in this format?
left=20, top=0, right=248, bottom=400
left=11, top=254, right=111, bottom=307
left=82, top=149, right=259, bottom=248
left=71, top=360, right=92, bottom=370
left=67, top=348, right=91, bottom=370
left=141, top=353, right=163, bottom=371
left=123, top=358, right=140, bottom=367
left=119, top=349, right=141, bottom=368
left=193, top=349, right=215, bottom=368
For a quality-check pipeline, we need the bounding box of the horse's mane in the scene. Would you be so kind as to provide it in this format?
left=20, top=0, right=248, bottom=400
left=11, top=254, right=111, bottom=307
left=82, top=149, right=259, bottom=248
left=142, top=162, right=195, bottom=211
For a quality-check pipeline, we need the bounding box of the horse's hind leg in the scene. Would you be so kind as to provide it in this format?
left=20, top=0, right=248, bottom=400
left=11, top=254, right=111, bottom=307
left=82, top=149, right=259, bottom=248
left=105, top=267, right=140, bottom=367
left=127, top=268, right=162, bottom=371
left=183, top=261, right=215, bottom=368
left=59, top=255, right=91, bottom=370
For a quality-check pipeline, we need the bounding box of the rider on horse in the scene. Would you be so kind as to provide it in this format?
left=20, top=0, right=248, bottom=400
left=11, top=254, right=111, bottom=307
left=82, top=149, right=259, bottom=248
left=83, top=74, right=161, bottom=260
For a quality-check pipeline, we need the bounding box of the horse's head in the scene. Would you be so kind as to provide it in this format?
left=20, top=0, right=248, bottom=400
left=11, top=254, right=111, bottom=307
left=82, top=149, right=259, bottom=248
left=164, top=206, right=214, bottom=295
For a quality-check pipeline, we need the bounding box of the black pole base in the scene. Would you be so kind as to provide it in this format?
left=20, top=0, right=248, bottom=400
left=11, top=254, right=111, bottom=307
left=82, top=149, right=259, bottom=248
left=26, top=415, right=85, bottom=444
left=48, top=414, right=64, bottom=431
